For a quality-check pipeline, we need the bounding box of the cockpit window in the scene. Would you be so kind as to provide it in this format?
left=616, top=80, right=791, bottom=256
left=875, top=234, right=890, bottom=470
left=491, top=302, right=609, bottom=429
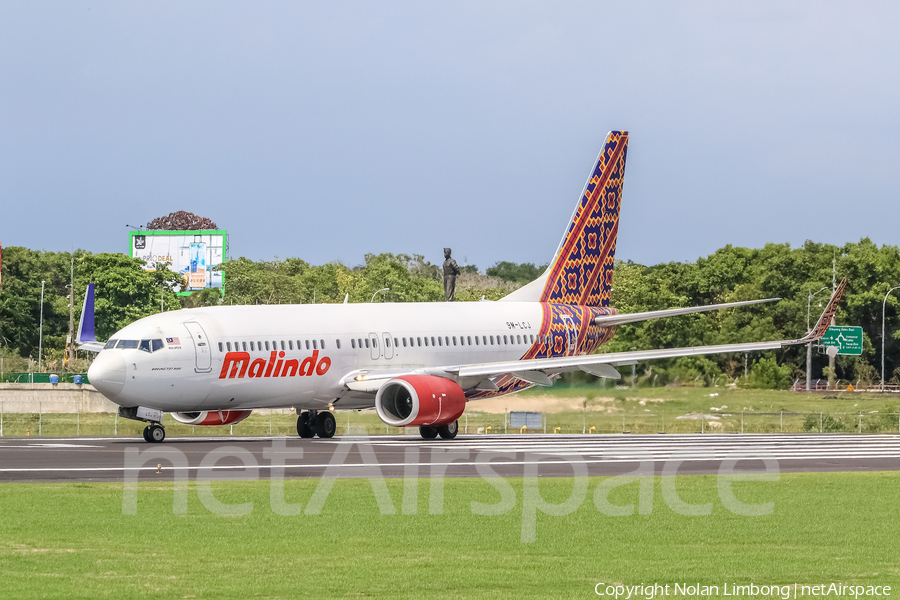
left=151, top=339, right=164, bottom=352
left=139, top=340, right=152, bottom=353
left=117, top=340, right=139, bottom=349
left=104, top=339, right=118, bottom=349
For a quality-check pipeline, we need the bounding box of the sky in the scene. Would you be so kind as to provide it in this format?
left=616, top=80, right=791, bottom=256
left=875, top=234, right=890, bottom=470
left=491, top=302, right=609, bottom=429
left=2, top=1, right=899, bottom=271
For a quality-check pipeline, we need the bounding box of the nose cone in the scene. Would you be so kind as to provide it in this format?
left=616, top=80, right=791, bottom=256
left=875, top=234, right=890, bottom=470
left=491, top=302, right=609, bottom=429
left=88, top=352, right=126, bottom=399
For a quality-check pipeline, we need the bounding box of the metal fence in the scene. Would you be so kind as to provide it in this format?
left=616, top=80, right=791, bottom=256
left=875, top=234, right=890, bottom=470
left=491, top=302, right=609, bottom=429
left=1, top=373, right=91, bottom=384
left=1, top=406, right=898, bottom=438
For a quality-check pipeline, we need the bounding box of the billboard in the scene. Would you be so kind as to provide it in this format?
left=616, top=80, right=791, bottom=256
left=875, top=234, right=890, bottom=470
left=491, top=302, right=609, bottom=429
left=129, top=230, right=226, bottom=295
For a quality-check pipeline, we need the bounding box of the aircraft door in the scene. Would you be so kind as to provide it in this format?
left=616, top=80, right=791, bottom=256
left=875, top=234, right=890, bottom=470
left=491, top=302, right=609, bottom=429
left=561, top=315, right=578, bottom=357
left=383, top=333, right=394, bottom=359
left=368, top=332, right=380, bottom=360
left=184, top=322, right=213, bottom=373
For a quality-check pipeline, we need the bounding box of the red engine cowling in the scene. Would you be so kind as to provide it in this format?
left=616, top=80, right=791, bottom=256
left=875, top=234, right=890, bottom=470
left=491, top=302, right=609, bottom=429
left=374, top=375, right=466, bottom=427
left=170, top=410, right=253, bottom=426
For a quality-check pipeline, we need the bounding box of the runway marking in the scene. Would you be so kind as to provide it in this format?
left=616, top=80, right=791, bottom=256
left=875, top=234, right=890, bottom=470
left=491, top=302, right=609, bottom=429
left=0, top=443, right=105, bottom=448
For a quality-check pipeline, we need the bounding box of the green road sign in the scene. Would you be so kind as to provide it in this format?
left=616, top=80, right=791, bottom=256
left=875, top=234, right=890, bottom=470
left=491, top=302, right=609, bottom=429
left=820, top=326, right=863, bottom=356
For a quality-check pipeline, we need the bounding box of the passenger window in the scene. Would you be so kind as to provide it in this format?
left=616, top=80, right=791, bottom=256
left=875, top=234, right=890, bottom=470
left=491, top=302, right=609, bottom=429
left=139, top=340, right=152, bottom=353
left=431, top=337, right=435, bottom=346
left=453, top=336, right=457, bottom=346
left=336, top=339, right=341, bottom=349
left=152, top=339, right=164, bottom=352
left=306, top=340, right=310, bottom=350
left=289, top=340, right=294, bottom=350
left=468, top=336, right=473, bottom=345
left=265, top=341, right=270, bottom=351
left=402, top=338, right=407, bottom=347
left=280, top=340, right=284, bottom=351
left=445, top=336, right=449, bottom=346
left=373, top=338, right=378, bottom=348
left=321, top=340, right=326, bottom=350
left=226, top=342, right=232, bottom=352
left=358, top=338, right=363, bottom=349
left=438, top=337, right=442, bottom=347
left=503, top=335, right=508, bottom=345
left=386, top=338, right=391, bottom=348
left=104, top=339, right=118, bottom=349
left=424, top=337, right=428, bottom=347
left=365, top=339, right=370, bottom=348
left=250, top=341, right=255, bottom=351
left=394, top=337, right=398, bottom=347
left=241, top=342, right=246, bottom=352
left=218, top=342, right=224, bottom=352
left=490, top=336, right=494, bottom=345
left=482, top=336, right=487, bottom=345
left=417, top=337, right=422, bottom=346
left=313, top=340, right=318, bottom=350
left=351, top=339, right=356, bottom=349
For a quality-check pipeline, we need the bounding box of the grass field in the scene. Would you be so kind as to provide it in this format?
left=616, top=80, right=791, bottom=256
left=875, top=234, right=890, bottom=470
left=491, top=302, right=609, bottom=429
left=2, top=387, right=899, bottom=437
left=1, top=472, right=898, bottom=599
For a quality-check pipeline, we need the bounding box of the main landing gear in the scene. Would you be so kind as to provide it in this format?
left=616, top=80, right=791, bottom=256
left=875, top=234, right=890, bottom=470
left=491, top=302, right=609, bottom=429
left=142, top=423, right=166, bottom=443
left=419, top=420, right=458, bottom=440
left=296, top=410, right=336, bottom=439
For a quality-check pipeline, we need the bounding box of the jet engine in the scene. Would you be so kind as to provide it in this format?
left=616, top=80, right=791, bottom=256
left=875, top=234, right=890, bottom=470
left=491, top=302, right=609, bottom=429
left=374, top=375, right=466, bottom=427
left=170, top=410, right=253, bottom=426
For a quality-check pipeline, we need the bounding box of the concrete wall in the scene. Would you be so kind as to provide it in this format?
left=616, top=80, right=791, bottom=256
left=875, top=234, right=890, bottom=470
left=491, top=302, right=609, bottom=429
left=0, top=383, right=294, bottom=415
left=0, top=383, right=118, bottom=413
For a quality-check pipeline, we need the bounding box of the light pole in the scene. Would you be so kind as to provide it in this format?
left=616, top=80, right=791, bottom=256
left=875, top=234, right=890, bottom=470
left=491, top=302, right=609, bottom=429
left=882, top=286, right=900, bottom=391
left=806, top=286, right=829, bottom=391
left=38, top=280, right=45, bottom=372
left=371, top=288, right=389, bottom=303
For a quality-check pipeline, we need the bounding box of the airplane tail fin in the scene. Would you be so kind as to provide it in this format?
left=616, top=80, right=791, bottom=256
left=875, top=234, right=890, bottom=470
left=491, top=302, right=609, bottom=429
left=500, top=131, right=628, bottom=306
left=76, top=283, right=99, bottom=348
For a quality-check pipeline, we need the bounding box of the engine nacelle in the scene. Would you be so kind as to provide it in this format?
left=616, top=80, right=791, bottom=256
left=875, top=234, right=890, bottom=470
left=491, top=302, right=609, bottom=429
left=170, top=410, right=253, bottom=426
left=374, top=375, right=466, bottom=427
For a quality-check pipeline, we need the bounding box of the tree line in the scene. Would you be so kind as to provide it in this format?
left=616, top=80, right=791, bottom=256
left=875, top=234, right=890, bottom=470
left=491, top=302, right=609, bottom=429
left=1, top=239, right=899, bottom=387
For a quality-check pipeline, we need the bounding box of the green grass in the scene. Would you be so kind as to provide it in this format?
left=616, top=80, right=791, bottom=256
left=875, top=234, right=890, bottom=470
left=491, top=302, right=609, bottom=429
left=1, top=473, right=898, bottom=598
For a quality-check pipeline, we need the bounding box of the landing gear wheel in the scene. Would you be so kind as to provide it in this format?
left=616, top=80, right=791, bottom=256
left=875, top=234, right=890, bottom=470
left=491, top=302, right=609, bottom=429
left=438, top=420, right=459, bottom=440
left=147, top=424, right=166, bottom=443
left=315, top=412, right=336, bottom=439
left=419, top=425, right=438, bottom=439
left=142, top=426, right=151, bottom=442
left=297, top=412, right=315, bottom=438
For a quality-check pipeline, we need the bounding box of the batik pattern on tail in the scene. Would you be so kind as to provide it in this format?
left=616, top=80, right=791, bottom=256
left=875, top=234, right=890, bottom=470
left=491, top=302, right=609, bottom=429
left=466, top=304, right=617, bottom=399
left=540, top=131, right=628, bottom=307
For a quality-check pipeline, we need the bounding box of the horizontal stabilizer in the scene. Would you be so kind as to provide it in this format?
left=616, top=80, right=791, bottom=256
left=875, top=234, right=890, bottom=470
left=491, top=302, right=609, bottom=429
left=594, top=297, right=780, bottom=327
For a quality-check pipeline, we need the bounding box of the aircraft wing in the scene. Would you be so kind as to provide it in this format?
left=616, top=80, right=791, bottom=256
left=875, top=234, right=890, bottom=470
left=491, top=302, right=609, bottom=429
left=594, top=297, right=780, bottom=327
left=339, top=280, right=845, bottom=393
left=451, top=279, right=845, bottom=384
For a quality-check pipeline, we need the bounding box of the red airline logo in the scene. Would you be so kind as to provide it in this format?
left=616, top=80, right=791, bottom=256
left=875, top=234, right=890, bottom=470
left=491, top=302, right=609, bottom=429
left=219, top=351, right=331, bottom=379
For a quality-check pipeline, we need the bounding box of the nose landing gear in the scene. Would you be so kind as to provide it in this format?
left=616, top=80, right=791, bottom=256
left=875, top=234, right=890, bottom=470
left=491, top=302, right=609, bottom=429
left=296, top=410, right=336, bottom=439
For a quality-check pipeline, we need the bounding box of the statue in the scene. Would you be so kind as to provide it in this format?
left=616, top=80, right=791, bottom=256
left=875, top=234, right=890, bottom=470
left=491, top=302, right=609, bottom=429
left=442, top=248, right=460, bottom=302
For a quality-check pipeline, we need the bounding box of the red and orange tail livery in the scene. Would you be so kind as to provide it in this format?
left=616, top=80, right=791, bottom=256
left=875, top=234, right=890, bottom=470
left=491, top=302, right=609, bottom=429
left=541, top=130, right=628, bottom=307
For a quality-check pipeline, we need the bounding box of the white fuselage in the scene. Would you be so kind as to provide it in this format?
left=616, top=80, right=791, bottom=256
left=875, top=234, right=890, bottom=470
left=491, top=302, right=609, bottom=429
left=88, top=301, right=567, bottom=413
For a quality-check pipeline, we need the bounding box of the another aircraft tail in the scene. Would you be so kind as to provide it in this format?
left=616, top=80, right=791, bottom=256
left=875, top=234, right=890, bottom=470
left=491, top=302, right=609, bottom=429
left=500, top=131, right=628, bottom=306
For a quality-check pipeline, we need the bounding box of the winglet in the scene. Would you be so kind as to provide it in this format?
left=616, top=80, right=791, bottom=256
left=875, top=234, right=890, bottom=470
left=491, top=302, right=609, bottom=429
left=76, top=283, right=97, bottom=344
left=788, top=278, right=847, bottom=345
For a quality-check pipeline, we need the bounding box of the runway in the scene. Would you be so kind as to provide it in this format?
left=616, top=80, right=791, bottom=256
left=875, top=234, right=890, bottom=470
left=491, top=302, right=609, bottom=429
left=1, top=434, right=899, bottom=482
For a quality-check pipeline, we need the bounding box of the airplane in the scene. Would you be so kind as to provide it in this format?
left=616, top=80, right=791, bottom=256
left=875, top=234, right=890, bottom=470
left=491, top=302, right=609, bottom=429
left=83, top=131, right=846, bottom=443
